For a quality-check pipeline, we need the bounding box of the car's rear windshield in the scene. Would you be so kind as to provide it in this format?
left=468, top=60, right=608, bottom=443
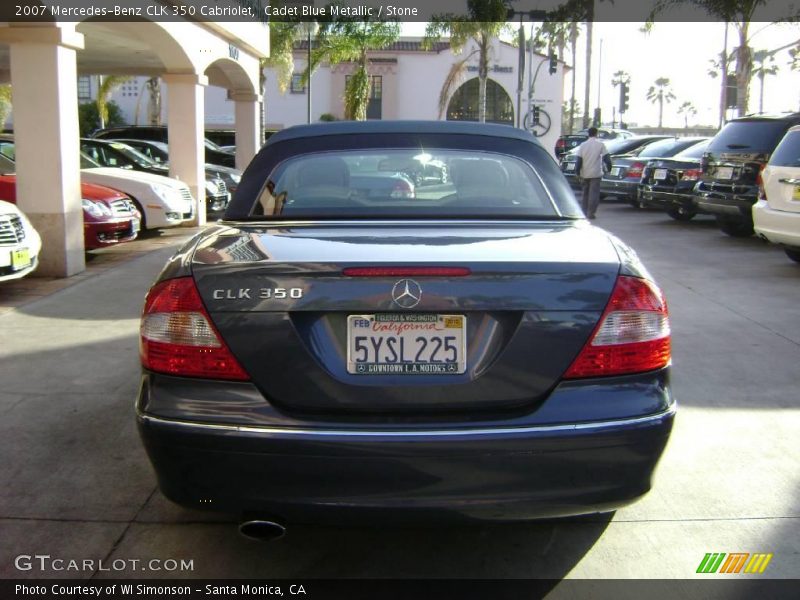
left=605, top=138, right=650, bottom=154
left=252, top=149, right=563, bottom=219
left=674, top=140, right=710, bottom=159
left=769, top=130, right=800, bottom=167
left=634, top=138, right=705, bottom=158
left=708, top=120, right=791, bottom=153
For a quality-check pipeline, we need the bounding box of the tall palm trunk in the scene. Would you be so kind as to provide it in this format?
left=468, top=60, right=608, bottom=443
left=569, top=23, right=578, bottom=134
left=477, top=34, right=489, bottom=123
left=758, top=73, right=765, bottom=113
left=658, top=95, right=664, bottom=128
left=583, top=21, right=592, bottom=129
left=735, top=23, right=752, bottom=117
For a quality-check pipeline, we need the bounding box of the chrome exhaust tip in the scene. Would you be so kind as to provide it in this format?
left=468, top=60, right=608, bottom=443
left=238, top=518, right=287, bottom=541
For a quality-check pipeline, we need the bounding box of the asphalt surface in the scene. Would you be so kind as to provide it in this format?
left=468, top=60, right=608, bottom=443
left=0, top=204, right=798, bottom=582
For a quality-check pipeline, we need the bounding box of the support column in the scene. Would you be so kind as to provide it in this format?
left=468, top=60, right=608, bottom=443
left=164, top=73, right=207, bottom=226
left=232, top=91, right=261, bottom=171
left=2, top=25, right=85, bottom=277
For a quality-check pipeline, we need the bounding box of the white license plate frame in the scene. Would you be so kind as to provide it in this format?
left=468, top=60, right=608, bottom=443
left=347, top=314, right=467, bottom=375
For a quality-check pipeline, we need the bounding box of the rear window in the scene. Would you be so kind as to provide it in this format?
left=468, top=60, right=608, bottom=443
left=252, top=149, right=563, bottom=219
left=768, top=130, right=800, bottom=167
left=708, top=120, right=791, bottom=153
left=605, top=138, right=651, bottom=155
left=634, top=138, right=704, bottom=158
left=674, top=140, right=710, bottom=159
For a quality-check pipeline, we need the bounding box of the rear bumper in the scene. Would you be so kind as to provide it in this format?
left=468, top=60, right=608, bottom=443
left=639, top=187, right=696, bottom=211
left=137, top=374, right=676, bottom=523
left=695, top=190, right=757, bottom=220
left=600, top=178, right=638, bottom=200
left=753, top=200, right=800, bottom=248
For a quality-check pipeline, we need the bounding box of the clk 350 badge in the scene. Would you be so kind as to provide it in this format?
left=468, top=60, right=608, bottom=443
left=212, top=288, right=303, bottom=300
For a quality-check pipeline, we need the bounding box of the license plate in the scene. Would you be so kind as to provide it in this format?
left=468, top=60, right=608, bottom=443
left=611, top=167, right=621, bottom=177
left=131, top=218, right=141, bottom=233
left=11, top=247, right=30, bottom=270
left=565, top=163, right=575, bottom=172
left=716, top=166, right=734, bottom=180
left=347, top=314, right=466, bottom=375
left=654, top=169, right=668, bottom=180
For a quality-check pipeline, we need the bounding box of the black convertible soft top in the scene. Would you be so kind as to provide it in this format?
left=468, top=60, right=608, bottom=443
left=226, top=120, right=578, bottom=219
left=266, top=120, right=541, bottom=145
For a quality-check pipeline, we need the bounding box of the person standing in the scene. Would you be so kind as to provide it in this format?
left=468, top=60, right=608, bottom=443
left=574, top=127, right=612, bottom=219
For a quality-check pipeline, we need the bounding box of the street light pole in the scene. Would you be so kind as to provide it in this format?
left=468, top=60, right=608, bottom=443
left=307, top=25, right=312, bottom=124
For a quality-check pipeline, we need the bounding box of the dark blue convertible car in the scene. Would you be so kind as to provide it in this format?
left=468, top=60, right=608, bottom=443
left=136, top=121, right=675, bottom=539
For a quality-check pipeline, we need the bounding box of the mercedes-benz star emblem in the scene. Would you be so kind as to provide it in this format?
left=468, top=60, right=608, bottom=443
left=391, top=279, right=422, bottom=308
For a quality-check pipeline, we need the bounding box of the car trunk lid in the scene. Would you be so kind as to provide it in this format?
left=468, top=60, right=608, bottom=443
left=190, top=222, right=622, bottom=414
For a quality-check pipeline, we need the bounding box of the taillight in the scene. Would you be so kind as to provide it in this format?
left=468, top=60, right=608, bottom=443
left=564, top=275, right=670, bottom=379
left=343, top=267, right=471, bottom=277
left=626, top=162, right=645, bottom=179
left=556, top=139, right=566, bottom=149
left=680, top=168, right=703, bottom=181
left=140, top=277, right=249, bottom=381
left=756, top=165, right=767, bottom=201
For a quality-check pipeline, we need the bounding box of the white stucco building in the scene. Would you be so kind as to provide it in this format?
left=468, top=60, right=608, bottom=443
left=262, top=37, right=567, bottom=156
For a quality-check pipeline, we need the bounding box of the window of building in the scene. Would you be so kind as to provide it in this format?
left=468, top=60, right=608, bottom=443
left=446, top=78, right=514, bottom=126
left=77, top=76, right=91, bottom=102
left=290, top=74, right=306, bottom=94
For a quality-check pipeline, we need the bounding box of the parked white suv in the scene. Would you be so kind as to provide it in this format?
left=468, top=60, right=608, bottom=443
left=753, top=125, right=800, bottom=263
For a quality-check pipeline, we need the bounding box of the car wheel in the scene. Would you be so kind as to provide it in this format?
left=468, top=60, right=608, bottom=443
left=785, top=248, right=800, bottom=263
left=132, top=199, right=148, bottom=230
left=667, top=207, right=696, bottom=221
left=716, top=217, right=754, bottom=237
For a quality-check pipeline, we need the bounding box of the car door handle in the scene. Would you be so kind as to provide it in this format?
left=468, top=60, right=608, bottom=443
left=778, top=178, right=800, bottom=184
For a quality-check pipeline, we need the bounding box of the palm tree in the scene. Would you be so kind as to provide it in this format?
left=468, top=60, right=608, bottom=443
left=0, top=84, right=11, bottom=129
left=303, top=19, right=399, bottom=120
left=648, top=1, right=800, bottom=117
left=96, top=76, right=131, bottom=129
left=646, top=77, right=676, bottom=129
left=424, top=0, right=509, bottom=122
left=567, top=22, right=580, bottom=133
left=677, top=101, right=697, bottom=129
left=534, top=20, right=582, bottom=133
left=752, top=49, right=779, bottom=113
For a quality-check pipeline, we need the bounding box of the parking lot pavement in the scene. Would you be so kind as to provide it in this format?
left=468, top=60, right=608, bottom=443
left=0, top=205, right=798, bottom=581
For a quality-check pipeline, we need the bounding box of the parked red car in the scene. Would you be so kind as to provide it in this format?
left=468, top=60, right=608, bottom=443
left=0, top=155, right=141, bottom=250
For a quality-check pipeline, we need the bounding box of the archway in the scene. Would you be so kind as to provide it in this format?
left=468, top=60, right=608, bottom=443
left=446, top=78, right=514, bottom=125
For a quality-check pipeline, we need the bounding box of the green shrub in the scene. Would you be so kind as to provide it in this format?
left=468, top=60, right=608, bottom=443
left=78, top=101, right=126, bottom=136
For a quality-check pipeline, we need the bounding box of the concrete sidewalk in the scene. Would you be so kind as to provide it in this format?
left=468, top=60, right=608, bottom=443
left=0, top=206, right=797, bottom=582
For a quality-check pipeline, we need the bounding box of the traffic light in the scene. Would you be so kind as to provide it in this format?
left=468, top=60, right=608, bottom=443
left=532, top=105, right=541, bottom=125
left=548, top=53, right=557, bottom=75
left=619, top=82, right=630, bottom=114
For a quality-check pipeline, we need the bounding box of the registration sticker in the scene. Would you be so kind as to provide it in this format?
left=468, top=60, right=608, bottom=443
left=10, top=247, right=30, bottom=271
left=347, top=314, right=466, bottom=375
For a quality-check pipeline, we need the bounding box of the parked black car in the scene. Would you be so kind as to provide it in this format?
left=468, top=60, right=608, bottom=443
left=694, top=113, right=800, bottom=236
left=639, top=140, right=711, bottom=221
left=80, top=139, right=231, bottom=214
left=601, top=137, right=709, bottom=206
left=555, top=128, right=633, bottom=159
left=560, top=135, right=670, bottom=189
left=91, top=126, right=236, bottom=169
left=110, top=138, right=242, bottom=195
